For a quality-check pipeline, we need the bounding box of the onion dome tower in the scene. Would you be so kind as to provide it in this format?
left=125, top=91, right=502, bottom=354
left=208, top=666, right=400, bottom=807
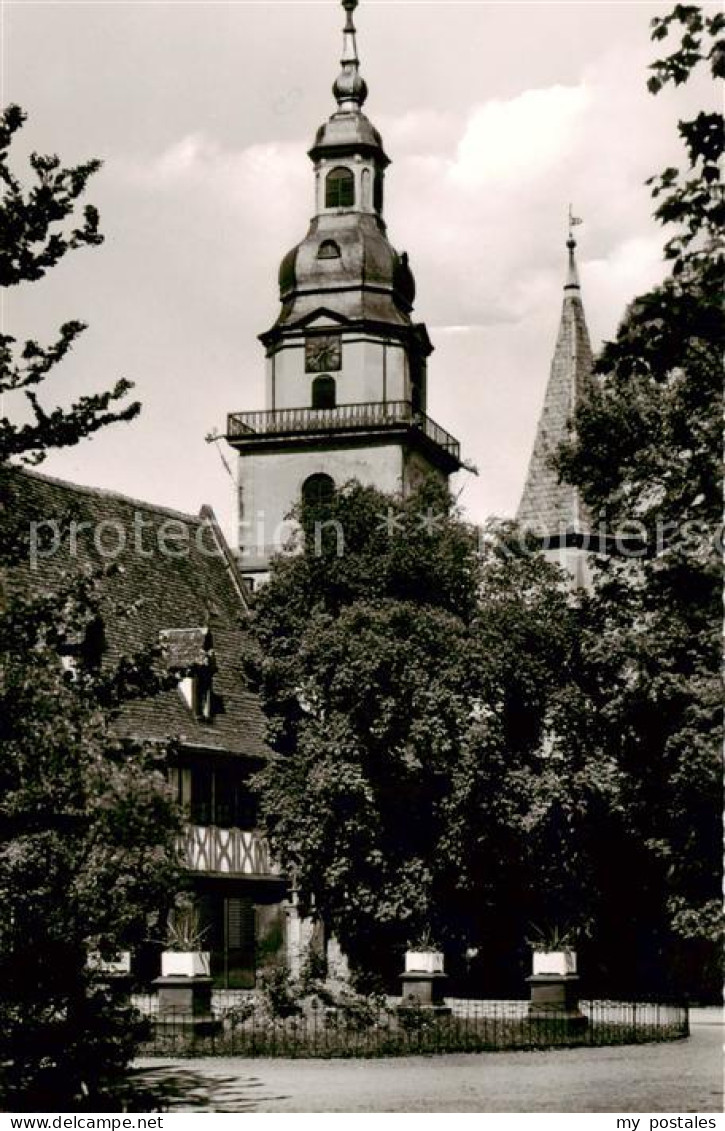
left=271, top=0, right=415, bottom=337
left=517, top=222, right=597, bottom=586
left=226, top=0, right=462, bottom=584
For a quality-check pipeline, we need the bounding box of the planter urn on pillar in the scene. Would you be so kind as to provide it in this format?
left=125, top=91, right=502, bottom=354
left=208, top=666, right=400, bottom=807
left=153, top=903, right=219, bottom=1033
left=400, top=947, right=450, bottom=1013
left=526, top=947, right=587, bottom=1034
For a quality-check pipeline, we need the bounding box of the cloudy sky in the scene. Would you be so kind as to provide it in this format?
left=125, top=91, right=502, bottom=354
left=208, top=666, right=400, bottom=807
left=2, top=0, right=716, bottom=534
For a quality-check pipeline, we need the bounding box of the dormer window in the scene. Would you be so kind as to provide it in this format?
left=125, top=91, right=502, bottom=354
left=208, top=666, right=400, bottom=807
left=59, top=616, right=106, bottom=678
left=178, top=668, right=214, bottom=721
left=326, top=166, right=354, bottom=208
left=161, top=626, right=217, bottom=722
left=312, top=375, right=336, bottom=410
left=317, top=239, right=341, bottom=260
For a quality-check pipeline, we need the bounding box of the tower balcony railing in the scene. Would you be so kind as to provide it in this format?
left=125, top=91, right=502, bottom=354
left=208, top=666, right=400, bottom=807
left=226, top=400, right=460, bottom=462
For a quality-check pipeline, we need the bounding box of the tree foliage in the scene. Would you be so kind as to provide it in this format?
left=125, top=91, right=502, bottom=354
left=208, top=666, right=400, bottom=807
left=0, top=106, right=181, bottom=1109
left=250, top=483, right=615, bottom=985
left=249, top=482, right=480, bottom=974
left=0, top=581, right=183, bottom=1108
left=557, top=5, right=723, bottom=990
left=0, top=106, right=139, bottom=473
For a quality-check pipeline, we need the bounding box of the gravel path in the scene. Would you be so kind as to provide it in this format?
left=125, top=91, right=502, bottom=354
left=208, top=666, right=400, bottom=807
left=133, top=1014, right=723, bottom=1113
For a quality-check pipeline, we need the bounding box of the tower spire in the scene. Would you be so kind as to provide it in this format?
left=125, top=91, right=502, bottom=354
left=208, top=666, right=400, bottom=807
left=228, top=0, right=461, bottom=583
left=517, top=219, right=594, bottom=555
left=333, top=0, right=368, bottom=110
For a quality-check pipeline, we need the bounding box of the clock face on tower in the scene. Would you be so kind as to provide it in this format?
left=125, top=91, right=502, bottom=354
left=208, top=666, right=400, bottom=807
left=305, top=334, right=342, bottom=373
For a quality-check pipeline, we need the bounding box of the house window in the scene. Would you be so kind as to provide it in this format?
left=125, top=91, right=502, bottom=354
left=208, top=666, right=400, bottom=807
left=312, top=375, right=336, bottom=410
left=226, top=898, right=255, bottom=953
left=317, top=239, right=341, bottom=260
left=302, top=473, right=335, bottom=508
left=178, top=668, right=214, bottom=721
left=222, top=897, right=256, bottom=988
left=214, top=769, right=258, bottom=829
left=325, top=166, right=355, bottom=208
left=188, top=766, right=258, bottom=829
left=190, top=766, right=213, bottom=825
left=195, top=668, right=214, bottom=720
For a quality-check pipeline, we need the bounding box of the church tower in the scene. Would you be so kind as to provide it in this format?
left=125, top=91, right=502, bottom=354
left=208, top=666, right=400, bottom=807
left=517, top=226, right=596, bottom=586
left=226, top=0, right=462, bottom=583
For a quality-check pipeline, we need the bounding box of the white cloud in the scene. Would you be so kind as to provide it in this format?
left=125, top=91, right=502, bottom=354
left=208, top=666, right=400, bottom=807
left=584, top=235, right=665, bottom=343
left=117, top=134, right=308, bottom=228
left=376, top=109, right=459, bottom=155
left=451, top=84, right=591, bottom=188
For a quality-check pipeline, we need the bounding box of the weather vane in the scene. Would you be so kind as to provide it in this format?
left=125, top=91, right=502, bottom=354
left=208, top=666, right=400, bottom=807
left=568, top=204, right=583, bottom=242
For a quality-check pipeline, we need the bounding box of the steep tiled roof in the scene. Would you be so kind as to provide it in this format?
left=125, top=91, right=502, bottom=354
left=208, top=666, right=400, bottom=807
left=5, top=468, right=269, bottom=761
left=517, top=240, right=594, bottom=539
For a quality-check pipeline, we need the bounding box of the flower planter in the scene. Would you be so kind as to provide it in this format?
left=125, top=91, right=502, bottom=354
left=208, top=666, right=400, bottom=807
left=89, top=950, right=131, bottom=975
left=405, top=949, right=445, bottom=975
left=532, top=949, right=577, bottom=977
left=161, top=950, right=210, bottom=978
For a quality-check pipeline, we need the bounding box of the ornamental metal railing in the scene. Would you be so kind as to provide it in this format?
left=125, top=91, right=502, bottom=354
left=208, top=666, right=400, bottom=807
left=226, top=401, right=461, bottom=462
left=133, top=996, right=689, bottom=1060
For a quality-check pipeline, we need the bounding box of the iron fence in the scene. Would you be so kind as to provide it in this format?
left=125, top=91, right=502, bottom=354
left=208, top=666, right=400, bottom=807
left=135, top=997, right=688, bottom=1059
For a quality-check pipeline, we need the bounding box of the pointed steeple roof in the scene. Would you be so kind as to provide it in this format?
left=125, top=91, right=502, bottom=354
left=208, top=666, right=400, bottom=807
left=517, top=223, right=594, bottom=540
